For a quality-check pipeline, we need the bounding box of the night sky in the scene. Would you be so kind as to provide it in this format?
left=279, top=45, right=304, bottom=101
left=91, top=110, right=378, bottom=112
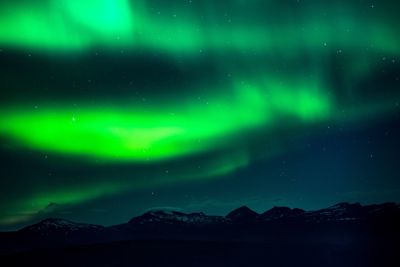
left=0, top=0, right=399, bottom=230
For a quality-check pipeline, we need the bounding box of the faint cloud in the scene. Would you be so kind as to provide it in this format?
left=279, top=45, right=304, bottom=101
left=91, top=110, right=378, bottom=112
left=144, top=206, right=183, bottom=213
left=38, top=202, right=73, bottom=215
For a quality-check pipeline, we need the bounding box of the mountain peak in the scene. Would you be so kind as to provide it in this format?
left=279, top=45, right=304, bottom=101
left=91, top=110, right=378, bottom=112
left=327, top=202, right=361, bottom=209
left=144, top=210, right=184, bottom=217
left=260, top=206, right=305, bottom=220
left=303, top=202, right=365, bottom=222
left=226, top=206, right=259, bottom=222
left=19, top=218, right=103, bottom=233
left=129, top=210, right=225, bottom=225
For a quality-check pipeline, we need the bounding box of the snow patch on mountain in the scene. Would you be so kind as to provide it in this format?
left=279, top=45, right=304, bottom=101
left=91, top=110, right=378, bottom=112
left=20, top=218, right=104, bottom=233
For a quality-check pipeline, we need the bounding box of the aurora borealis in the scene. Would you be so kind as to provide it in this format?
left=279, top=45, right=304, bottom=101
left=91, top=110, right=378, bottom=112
left=0, top=0, right=399, bottom=229
left=0, top=82, right=332, bottom=161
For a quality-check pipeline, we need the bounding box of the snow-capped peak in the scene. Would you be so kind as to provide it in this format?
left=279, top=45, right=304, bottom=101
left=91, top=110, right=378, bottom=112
left=20, top=218, right=104, bottom=233
left=260, top=207, right=305, bottom=220
left=129, top=210, right=225, bottom=225
left=303, top=202, right=364, bottom=222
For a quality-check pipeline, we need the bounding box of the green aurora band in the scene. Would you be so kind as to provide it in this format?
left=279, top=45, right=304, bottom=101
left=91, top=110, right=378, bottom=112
left=0, top=0, right=399, bottom=226
left=0, top=81, right=332, bottom=161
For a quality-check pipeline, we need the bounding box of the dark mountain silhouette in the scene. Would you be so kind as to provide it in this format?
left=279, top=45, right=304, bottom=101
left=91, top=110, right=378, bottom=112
left=226, top=206, right=259, bottom=222
left=260, top=206, right=305, bottom=221
left=128, top=210, right=226, bottom=225
left=1, top=202, right=399, bottom=266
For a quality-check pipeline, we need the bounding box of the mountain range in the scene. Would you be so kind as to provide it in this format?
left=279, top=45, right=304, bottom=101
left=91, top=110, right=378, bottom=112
left=1, top=202, right=399, bottom=266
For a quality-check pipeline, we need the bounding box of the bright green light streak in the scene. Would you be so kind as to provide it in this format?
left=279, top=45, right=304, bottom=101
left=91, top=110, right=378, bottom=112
left=0, top=82, right=332, bottom=162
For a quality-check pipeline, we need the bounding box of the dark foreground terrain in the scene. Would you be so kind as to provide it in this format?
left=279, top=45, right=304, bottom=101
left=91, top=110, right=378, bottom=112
left=2, top=238, right=398, bottom=267
left=1, top=202, right=399, bottom=266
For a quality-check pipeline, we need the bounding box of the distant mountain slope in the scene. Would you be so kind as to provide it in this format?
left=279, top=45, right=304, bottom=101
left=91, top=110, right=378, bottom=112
left=260, top=206, right=305, bottom=221
left=128, top=210, right=227, bottom=225
left=19, top=218, right=104, bottom=234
